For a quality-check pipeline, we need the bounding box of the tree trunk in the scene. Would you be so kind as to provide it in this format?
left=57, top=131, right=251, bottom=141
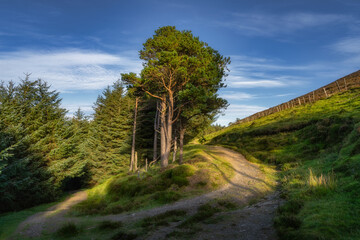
left=160, top=94, right=174, bottom=168
left=179, top=125, right=185, bottom=165
left=134, top=151, right=138, bottom=171
left=160, top=99, right=167, bottom=168
left=153, top=101, right=160, bottom=162
left=172, top=136, right=177, bottom=163
left=130, top=97, right=139, bottom=172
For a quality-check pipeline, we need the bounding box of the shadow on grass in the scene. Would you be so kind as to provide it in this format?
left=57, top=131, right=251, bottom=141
left=206, top=147, right=274, bottom=188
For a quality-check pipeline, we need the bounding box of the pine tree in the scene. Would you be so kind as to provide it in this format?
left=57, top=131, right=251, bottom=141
left=80, top=80, right=133, bottom=183
left=0, top=76, right=67, bottom=212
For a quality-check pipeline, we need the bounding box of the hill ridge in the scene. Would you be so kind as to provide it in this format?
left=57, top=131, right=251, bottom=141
left=236, top=70, right=360, bottom=124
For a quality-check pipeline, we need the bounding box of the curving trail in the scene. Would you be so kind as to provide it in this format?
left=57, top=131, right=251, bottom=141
left=14, top=145, right=282, bottom=239
left=15, top=191, right=87, bottom=238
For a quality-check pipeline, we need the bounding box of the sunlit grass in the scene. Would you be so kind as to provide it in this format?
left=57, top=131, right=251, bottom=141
left=308, top=168, right=336, bottom=190
left=71, top=145, right=236, bottom=216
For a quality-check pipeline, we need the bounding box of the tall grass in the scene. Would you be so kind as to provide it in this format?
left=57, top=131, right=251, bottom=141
left=308, top=169, right=336, bottom=190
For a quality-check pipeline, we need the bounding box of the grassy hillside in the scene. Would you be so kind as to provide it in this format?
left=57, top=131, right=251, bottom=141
left=72, top=145, right=237, bottom=216
left=206, top=88, right=360, bottom=240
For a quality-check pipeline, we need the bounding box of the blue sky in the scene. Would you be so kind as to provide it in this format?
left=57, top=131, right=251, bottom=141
left=1, top=0, right=360, bottom=125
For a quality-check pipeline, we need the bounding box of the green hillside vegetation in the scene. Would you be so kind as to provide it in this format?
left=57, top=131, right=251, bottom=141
left=206, top=88, right=360, bottom=240
left=73, top=145, right=234, bottom=215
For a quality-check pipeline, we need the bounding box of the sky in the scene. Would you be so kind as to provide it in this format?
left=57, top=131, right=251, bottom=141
left=0, top=0, right=360, bottom=125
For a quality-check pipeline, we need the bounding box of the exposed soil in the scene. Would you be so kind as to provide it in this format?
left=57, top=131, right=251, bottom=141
left=145, top=191, right=283, bottom=240
left=14, top=146, right=283, bottom=239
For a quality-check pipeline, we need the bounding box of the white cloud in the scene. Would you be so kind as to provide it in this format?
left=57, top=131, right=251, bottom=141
left=228, top=77, right=286, bottom=88
left=218, top=12, right=352, bottom=36
left=275, top=93, right=295, bottom=97
left=332, top=37, right=360, bottom=54
left=63, top=104, right=93, bottom=115
left=226, top=55, right=309, bottom=88
left=63, top=104, right=93, bottom=112
left=0, top=49, right=142, bottom=92
left=215, top=104, right=267, bottom=126
left=220, top=91, right=255, bottom=100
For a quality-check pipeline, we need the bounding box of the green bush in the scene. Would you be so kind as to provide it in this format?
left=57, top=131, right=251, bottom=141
left=111, top=230, right=137, bottom=240
left=97, top=220, right=122, bottom=230
left=153, top=191, right=181, bottom=203
left=56, top=222, right=80, bottom=237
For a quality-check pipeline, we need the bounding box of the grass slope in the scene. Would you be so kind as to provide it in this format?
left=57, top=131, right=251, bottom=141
left=206, top=88, right=360, bottom=240
left=72, top=145, right=235, bottom=216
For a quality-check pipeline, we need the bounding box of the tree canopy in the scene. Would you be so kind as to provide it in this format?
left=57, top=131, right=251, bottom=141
left=123, top=26, right=230, bottom=167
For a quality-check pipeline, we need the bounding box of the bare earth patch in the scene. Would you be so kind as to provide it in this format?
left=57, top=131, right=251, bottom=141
left=14, top=146, right=282, bottom=239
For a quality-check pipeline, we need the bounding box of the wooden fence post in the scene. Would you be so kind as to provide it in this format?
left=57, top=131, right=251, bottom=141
left=344, top=78, right=348, bottom=91
left=323, top=88, right=328, bottom=98
left=336, top=80, right=341, bottom=91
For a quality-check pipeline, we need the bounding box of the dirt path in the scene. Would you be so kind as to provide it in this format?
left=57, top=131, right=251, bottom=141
left=14, top=191, right=88, bottom=238
left=101, top=146, right=274, bottom=223
left=14, top=146, right=282, bottom=239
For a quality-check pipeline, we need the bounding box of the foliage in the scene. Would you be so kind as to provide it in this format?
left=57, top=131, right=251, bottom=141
left=79, top=80, right=133, bottom=183
left=0, top=77, right=134, bottom=213
left=0, top=77, right=87, bottom=212
left=72, top=145, right=234, bottom=215
left=206, top=88, right=360, bottom=240
left=123, top=26, right=230, bottom=166
left=111, top=230, right=137, bottom=240
left=97, top=220, right=122, bottom=230
left=56, top=222, right=80, bottom=237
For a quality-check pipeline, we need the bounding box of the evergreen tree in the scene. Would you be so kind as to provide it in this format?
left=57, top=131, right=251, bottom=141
left=81, top=80, right=133, bottom=183
left=123, top=26, right=230, bottom=168
left=48, top=108, right=91, bottom=191
left=0, top=76, right=67, bottom=212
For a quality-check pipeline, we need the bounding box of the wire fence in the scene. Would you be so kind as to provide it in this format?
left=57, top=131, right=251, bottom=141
left=235, top=70, right=360, bottom=124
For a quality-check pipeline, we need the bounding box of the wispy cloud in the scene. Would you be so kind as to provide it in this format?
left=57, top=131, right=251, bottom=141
left=218, top=12, right=352, bottom=36
left=226, top=55, right=309, bottom=88
left=63, top=103, right=93, bottom=116
left=331, top=37, right=360, bottom=54
left=216, top=104, right=266, bottom=126
left=220, top=91, right=255, bottom=100
left=275, top=93, right=295, bottom=97
left=227, top=77, right=287, bottom=88
left=0, top=49, right=142, bottom=91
